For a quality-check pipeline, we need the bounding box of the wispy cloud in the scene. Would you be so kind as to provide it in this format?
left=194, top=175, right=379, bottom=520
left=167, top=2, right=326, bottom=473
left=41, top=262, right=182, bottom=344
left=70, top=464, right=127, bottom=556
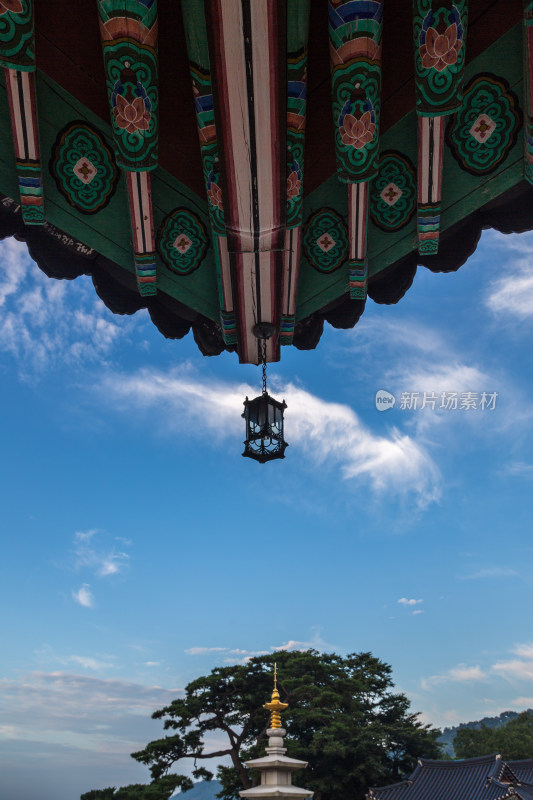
left=459, top=566, right=518, bottom=580
left=492, top=643, right=533, bottom=682
left=351, top=316, right=500, bottom=436
left=72, top=530, right=130, bottom=579
left=500, top=461, right=533, bottom=478
left=511, top=697, right=533, bottom=707
left=485, top=235, right=533, bottom=318
left=72, top=585, right=94, bottom=609
left=185, top=635, right=329, bottom=665
left=422, top=664, right=488, bottom=691
left=0, top=671, right=181, bottom=753
left=0, top=239, right=138, bottom=378
left=398, top=598, right=423, bottom=606
left=99, top=368, right=441, bottom=507
left=68, top=655, right=115, bottom=671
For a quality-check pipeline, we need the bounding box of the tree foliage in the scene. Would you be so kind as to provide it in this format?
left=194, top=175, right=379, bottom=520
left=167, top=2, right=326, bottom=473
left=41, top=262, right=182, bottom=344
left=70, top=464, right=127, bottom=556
left=83, top=650, right=443, bottom=800
left=454, top=711, right=533, bottom=760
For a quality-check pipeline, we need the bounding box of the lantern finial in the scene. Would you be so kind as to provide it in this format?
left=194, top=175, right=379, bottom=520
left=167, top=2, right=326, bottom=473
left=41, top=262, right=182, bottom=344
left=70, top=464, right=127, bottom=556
left=263, top=662, right=288, bottom=728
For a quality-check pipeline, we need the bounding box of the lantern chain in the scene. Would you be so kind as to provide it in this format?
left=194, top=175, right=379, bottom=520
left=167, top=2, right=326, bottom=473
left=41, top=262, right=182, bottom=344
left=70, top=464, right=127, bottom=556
left=262, top=338, right=267, bottom=396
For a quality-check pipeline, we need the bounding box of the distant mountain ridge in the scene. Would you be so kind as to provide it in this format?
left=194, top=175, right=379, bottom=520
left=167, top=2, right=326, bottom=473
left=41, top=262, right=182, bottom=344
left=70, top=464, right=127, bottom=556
left=180, top=780, right=223, bottom=800
left=438, top=710, right=533, bottom=757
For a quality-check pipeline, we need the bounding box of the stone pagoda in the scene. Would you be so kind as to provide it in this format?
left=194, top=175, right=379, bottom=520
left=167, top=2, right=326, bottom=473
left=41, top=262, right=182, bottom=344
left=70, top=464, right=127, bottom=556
left=240, top=666, right=313, bottom=800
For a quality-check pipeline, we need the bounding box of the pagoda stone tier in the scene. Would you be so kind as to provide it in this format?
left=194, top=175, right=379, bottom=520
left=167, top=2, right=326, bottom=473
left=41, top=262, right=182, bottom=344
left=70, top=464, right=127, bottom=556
left=240, top=728, right=313, bottom=800
left=1, top=1, right=533, bottom=364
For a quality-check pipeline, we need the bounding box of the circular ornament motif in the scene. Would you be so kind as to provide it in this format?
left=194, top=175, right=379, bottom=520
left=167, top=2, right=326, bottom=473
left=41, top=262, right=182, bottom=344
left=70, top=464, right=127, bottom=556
left=49, top=121, right=118, bottom=214
left=157, top=208, right=209, bottom=276
left=446, top=73, right=521, bottom=176
left=370, top=151, right=417, bottom=232
left=303, top=208, right=348, bottom=273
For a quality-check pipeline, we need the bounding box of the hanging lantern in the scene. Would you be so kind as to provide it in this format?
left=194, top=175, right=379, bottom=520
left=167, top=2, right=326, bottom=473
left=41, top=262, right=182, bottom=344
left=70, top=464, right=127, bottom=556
left=242, top=324, right=288, bottom=463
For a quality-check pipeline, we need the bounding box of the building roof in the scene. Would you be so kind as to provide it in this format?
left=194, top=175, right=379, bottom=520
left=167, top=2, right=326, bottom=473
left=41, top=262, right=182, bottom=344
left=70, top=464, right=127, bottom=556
left=369, top=755, right=506, bottom=800
left=370, top=756, right=533, bottom=800
left=506, top=762, right=533, bottom=786
left=2, top=0, right=532, bottom=365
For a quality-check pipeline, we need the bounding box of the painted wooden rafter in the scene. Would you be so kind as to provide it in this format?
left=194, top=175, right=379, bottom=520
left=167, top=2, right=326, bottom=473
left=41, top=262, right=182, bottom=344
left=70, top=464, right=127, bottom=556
left=329, top=0, right=384, bottom=302
left=413, top=0, right=468, bottom=254
left=97, top=0, right=159, bottom=296
left=181, top=0, right=238, bottom=347
left=0, top=0, right=44, bottom=225
left=208, top=0, right=286, bottom=365
left=281, top=0, right=311, bottom=346
left=523, top=1, right=533, bottom=184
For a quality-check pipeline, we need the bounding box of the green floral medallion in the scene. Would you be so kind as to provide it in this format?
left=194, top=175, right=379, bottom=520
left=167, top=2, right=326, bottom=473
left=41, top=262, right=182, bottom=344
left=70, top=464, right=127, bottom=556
left=370, top=151, right=417, bottom=232
left=303, top=208, right=348, bottom=273
left=446, top=73, right=521, bottom=176
left=49, top=122, right=118, bottom=214
left=157, top=208, right=209, bottom=276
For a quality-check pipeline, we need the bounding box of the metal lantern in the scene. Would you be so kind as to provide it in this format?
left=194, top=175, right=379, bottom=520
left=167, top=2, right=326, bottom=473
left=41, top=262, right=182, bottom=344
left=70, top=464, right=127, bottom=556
left=242, top=326, right=288, bottom=463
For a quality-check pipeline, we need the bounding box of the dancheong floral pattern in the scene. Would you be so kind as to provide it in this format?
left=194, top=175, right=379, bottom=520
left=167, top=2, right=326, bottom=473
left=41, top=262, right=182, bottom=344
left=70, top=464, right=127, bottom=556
left=446, top=73, right=522, bottom=176
left=49, top=122, right=118, bottom=214
left=0, top=0, right=33, bottom=70
left=414, top=0, right=468, bottom=115
left=157, top=208, right=209, bottom=276
left=303, top=208, right=348, bottom=273
left=370, top=151, right=417, bottom=232
left=419, top=12, right=462, bottom=72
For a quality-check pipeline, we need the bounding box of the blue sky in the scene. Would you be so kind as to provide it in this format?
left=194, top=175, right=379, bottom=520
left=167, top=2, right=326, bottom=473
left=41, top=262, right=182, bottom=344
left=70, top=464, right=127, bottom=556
left=1, top=229, right=533, bottom=800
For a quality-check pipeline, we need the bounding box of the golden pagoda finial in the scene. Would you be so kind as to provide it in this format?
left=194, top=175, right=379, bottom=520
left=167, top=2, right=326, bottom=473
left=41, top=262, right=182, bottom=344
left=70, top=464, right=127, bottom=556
left=263, top=662, right=288, bottom=729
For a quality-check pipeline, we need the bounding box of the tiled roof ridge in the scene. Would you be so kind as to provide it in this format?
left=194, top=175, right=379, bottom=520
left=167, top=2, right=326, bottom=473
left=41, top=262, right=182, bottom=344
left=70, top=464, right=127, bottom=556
left=368, top=781, right=410, bottom=795
left=416, top=754, right=502, bottom=769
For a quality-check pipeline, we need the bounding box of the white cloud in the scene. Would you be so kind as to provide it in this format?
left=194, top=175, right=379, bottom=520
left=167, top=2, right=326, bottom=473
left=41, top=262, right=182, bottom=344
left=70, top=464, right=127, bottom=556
left=68, top=656, right=114, bottom=671
left=0, top=238, right=137, bottom=378
left=513, top=644, right=533, bottom=659
left=492, top=643, right=533, bottom=682
left=0, top=671, right=181, bottom=753
left=99, top=368, right=441, bottom=507
left=74, top=530, right=98, bottom=542
left=398, top=598, right=423, bottom=606
left=486, top=243, right=533, bottom=317
left=501, top=461, right=533, bottom=478
left=72, top=530, right=130, bottom=579
left=0, top=237, right=29, bottom=307
left=511, top=697, right=533, bottom=707
left=492, top=660, right=533, bottom=681
left=184, top=647, right=227, bottom=656
left=270, top=640, right=317, bottom=652
left=422, top=664, right=487, bottom=690
left=412, top=609, right=424, bottom=616
left=72, top=585, right=94, bottom=608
